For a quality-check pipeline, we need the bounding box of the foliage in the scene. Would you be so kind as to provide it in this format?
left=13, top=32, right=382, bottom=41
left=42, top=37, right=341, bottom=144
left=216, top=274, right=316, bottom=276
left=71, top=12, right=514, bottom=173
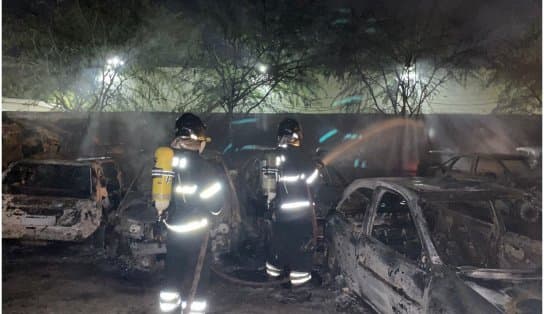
left=2, top=0, right=540, bottom=115
left=3, top=0, right=140, bottom=111
left=320, top=1, right=489, bottom=116
left=2, top=0, right=322, bottom=114
left=172, top=0, right=322, bottom=116
left=487, top=22, right=542, bottom=114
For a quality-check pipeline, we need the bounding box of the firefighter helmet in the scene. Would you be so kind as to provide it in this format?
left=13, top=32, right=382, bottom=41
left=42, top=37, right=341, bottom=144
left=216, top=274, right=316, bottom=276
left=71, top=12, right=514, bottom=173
left=172, top=113, right=211, bottom=152
left=277, top=118, right=302, bottom=147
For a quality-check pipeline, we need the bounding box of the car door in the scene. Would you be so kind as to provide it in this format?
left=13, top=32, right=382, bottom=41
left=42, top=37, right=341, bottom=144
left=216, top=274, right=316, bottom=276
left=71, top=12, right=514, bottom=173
left=327, top=187, right=374, bottom=285
left=493, top=199, right=542, bottom=269
left=356, top=188, right=429, bottom=313
left=436, top=200, right=501, bottom=267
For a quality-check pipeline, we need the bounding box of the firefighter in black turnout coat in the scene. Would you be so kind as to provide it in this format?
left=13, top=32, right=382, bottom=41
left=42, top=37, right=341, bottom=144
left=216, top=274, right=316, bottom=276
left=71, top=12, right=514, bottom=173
left=264, top=118, right=319, bottom=286
left=154, top=113, right=225, bottom=314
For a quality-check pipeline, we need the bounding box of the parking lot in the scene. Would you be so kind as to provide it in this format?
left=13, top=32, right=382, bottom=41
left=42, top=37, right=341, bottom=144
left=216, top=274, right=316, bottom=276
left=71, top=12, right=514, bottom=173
left=3, top=243, right=373, bottom=314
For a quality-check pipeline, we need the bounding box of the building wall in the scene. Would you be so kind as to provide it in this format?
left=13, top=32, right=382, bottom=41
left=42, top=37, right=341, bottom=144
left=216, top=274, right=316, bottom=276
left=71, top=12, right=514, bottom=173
left=2, top=98, right=55, bottom=112
left=2, top=70, right=512, bottom=114
left=3, top=112, right=540, bottom=182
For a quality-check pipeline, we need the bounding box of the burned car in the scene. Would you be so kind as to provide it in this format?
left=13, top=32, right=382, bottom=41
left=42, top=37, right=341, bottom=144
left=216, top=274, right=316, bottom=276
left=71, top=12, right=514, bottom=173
left=113, top=152, right=240, bottom=272
left=2, top=158, right=123, bottom=242
left=516, top=147, right=542, bottom=170
left=429, top=153, right=540, bottom=192
left=326, top=177, right=541, bottom=314
left=112, top=165, right=167, bottom=271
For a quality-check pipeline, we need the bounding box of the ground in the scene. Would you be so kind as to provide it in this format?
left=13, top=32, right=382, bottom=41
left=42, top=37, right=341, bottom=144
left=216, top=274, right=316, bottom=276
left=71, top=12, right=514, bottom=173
left=2, top=243, right=372, bottom=314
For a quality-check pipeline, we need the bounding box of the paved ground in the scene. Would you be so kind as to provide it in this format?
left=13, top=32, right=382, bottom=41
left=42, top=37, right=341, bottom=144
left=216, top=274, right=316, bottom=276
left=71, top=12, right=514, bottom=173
left=2, top=243, right=371, bottom=314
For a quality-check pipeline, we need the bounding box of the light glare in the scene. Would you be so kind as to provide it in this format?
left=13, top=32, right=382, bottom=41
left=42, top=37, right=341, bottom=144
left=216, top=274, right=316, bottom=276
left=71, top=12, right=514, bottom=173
left=306, top=169, right=319, bottom=184
left=164, top=218, right=208, bottom=233
left=182, top=300, right=207, bottom=312
left=175, top=184, right=198, bottom=194
left=200, top=182, right=221, bottom=199
left=281, top=201, right=310, bottom=210
left=106, top=56, right=124, bottom=68
left=257, top=63, right=268, bottom=73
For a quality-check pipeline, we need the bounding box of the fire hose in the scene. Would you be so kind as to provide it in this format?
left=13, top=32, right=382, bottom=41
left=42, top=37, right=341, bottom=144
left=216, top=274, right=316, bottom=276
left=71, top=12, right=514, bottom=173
left=184, top=230, right=209, bottom=314
left=181, top=153, right=335, bottom=302
left=183, top=228, right=290, bottom=314
left=186, top=228, right=291, bottom=290
left=206, top=157, right=330, bottom=288
left=210, top=264, right=291, bottom=287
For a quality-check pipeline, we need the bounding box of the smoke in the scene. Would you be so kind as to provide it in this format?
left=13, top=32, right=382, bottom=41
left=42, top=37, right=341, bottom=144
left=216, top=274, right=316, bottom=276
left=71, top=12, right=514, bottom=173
left=77, top=112, right=175, bottom=188
left=4, top=112, right=540, bottom=189
left=424, top=115, right=538, bottom=155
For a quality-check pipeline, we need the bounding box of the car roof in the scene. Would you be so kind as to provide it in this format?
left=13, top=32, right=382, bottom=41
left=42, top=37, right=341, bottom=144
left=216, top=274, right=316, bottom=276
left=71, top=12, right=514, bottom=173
left=14, top=157, right=114, bottom=167
left=452, top=153, right=528, bottom=160
left=346, top=177, right=525, bottom=202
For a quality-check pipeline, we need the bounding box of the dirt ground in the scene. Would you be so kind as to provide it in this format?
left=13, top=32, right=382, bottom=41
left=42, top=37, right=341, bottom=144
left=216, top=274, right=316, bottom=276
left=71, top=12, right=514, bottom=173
left=2, top=243, right=370, bottom=314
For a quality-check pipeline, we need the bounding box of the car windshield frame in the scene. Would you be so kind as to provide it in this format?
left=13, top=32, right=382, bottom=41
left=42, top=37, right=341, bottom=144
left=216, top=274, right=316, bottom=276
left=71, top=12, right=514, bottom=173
left=420, top=198, right=498, bottom=267
left=421, top=193, right=540, bottom=267
left=3, top=161, right=93, bottom=198
left=499, top=158, right=533, bottom=177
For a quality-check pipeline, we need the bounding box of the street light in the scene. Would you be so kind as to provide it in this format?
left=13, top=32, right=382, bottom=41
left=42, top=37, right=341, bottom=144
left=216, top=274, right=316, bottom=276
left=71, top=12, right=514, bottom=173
left=256, top=62, right=268, bottom=74
left=106, top=56, right=125, bottom=69
left=97, top=56, right=125, bottom=84
left=400, top=65, right=417, bottom=82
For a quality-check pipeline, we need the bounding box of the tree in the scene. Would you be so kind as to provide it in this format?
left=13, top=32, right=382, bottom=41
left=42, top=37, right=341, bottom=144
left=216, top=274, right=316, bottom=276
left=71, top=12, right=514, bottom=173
left=6, top=0, right=537, bottom=116
left=486, top=22, right=541, bottom=114
left=174, top=0, right=322, bottom=119
left=2, top=0, right=199, bottom=112
left=3, top=0, right=137, bottom=111
left=320, top=1, right=487, bottom=117
left=3, top=0, right=322, bottom=114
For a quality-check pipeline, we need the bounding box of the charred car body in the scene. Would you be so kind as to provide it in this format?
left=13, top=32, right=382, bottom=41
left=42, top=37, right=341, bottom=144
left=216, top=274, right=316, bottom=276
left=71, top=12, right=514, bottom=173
left=114, top=152, right=240, bottom=272
left=2, top=158, right=123, bottom=242
left=326, top=177, right=541, bottom=314
left=428, top=153, right=540, bottom=192
left=113, top=167, right=167, bottom=271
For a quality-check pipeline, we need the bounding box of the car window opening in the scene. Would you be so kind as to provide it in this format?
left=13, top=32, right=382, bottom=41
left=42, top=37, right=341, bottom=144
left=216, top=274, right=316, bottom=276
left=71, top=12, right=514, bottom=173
left=3, top=162, right=92, bottom=198
left=372, top=191, right=423, bottom=262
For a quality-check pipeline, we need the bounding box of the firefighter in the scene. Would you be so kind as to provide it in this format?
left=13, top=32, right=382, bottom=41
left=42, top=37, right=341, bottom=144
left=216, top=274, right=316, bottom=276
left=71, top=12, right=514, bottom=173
left=154, top=113, right=225, bottom=314
left=263, top=118, right=319, bottom=286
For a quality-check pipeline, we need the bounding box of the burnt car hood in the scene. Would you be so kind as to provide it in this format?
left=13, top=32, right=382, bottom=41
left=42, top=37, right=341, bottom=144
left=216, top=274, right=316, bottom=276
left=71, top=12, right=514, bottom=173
left=3, top=194, right=94, bottom=219
left=457, top=267, right=542, bottom=314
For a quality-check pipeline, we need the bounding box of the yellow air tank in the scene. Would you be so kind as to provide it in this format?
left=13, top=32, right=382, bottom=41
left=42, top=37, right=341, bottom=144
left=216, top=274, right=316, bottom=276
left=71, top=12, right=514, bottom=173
left=152, top=147, right=174, bottom=212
